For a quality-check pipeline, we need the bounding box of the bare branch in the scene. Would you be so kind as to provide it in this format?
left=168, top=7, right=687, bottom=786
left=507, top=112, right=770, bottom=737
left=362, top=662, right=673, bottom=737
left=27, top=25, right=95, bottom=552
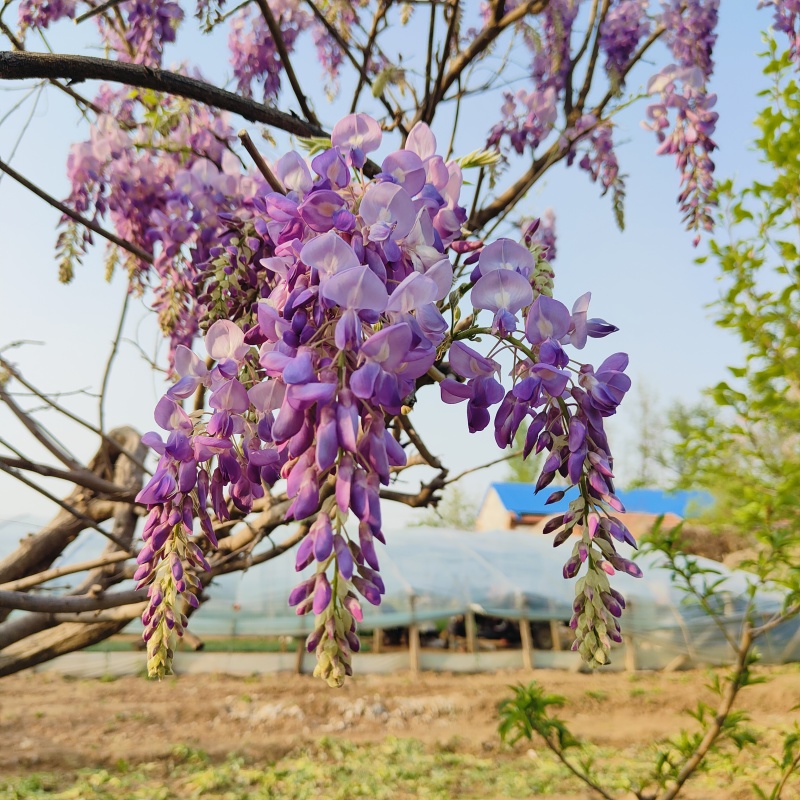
left=0, top=154, right=154, bottom=265
left=397, top=414, right=445, bottom=471
left=0, top=380, right=83, bottom=471
left=0, top=550, right=131, bottom=592
left=254, top=0, right=319, bottom=126
left=52, top=602, right=147, bottom=623
left=302, top=0, right=406, bottom=135
left=412, top=0, right=547, bottom=127
left=0, top=51, right=327, bottom=137
left=74, top=0, right=126, bottom=25
left=350, top=0, right=388, bottom=113
left=0, top=587, right=142, bottom=612
left=0, top=356, right=150, bottom=474
left=0, top=455, right=136, bottom=501
left=443, top=448, right=521, bottom=485
left=98, top=290, right=130, bottom=435
left=238, top=129, right=285, bottom=193
left=0, top=461, right=133, bottom=552
left=0, top=18, right=102, bottom=114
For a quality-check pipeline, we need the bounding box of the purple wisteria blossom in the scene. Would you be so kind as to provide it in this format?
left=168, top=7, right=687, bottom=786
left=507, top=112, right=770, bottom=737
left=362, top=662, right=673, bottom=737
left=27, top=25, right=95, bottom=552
left=135, top=114, right=480, bottom=684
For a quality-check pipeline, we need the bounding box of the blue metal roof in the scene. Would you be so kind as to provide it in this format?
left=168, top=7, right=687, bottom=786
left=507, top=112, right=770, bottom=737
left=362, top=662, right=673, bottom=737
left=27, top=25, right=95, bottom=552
left=490, top=483, right=713, bottom=519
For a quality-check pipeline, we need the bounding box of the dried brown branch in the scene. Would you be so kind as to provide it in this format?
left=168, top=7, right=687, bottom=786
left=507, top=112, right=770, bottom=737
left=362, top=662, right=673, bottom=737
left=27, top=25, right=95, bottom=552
left=302, top=0, right=406, bottom=135
left=0, top=588, right=142, bottom=613
left=0, top=17, right=102, bottom=114
left=350, top=0, right=388, bottom=113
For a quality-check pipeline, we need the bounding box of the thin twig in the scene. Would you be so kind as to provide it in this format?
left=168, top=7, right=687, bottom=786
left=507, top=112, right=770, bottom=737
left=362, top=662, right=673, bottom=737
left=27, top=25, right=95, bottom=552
left=411, top=0, right=546, bottom=127
left=350, top=0, right=388, bottom=113
left=0, top=154, right=153, bottom=264
left=0, top=454, right=136, bottom=501
left=0, top=50, right=327, bottom=137
left=0, top=461, right=132, bottom=552
left=302, top=0, right=406, bottom=135
left=254, top=0, right=319, bottom=126
left=397, top=414, right=444, bottom=470
left=0, top=356, right=150, bottom=474
left=238, top=129, right=284, bottom=193
left=74, top=0, right=126, bottom=25
left=422, top=0, right=437, bottom=117
left=99, top=290, right=130, bottom=435
left=0, top=18, right=102, bottom=114
left=443, top=449, right=522, bottom=486
left=0, top=381, right=83, bottom=471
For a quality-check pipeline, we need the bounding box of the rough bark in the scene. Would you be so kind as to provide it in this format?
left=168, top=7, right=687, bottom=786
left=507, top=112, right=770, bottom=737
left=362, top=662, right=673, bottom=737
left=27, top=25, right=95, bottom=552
left=0, top=428, right=145, bottom=671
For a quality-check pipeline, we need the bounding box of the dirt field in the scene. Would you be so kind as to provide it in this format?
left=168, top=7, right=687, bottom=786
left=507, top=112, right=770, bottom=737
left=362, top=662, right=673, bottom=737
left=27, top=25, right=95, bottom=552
left=1, top=665, right=798, bottom=798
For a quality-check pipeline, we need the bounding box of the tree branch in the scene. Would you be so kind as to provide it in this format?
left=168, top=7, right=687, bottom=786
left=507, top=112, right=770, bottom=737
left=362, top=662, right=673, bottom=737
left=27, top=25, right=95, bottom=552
left=0, top=380, right=84, bottom=472
left=0, top=154, right=154, bottom=265
left=0, top=51, right=327, bottom=137
left=0, top=461, right=133, bottom=552
left=0, top=550, right=131, bottom=592
left=0, top=455, right=136, bottom=501
left=0, top=18, right=102, bottom=114
left=412, top=0, right=547, bottom=127
left=302, top=0, right=406, bottom=135
left=0, top=587, right=142, bottom=612
left=0, top=356, right=150, bottom=474
left=254, top=0, right=319, bottom=126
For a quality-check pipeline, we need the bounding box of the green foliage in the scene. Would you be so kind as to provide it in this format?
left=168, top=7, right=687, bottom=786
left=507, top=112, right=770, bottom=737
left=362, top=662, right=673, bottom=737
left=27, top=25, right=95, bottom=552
left=498, top=682, right=578, bottom=750
left=671, top=39, right=800, bottom=571
left=413, top=485, right=477, bottom=529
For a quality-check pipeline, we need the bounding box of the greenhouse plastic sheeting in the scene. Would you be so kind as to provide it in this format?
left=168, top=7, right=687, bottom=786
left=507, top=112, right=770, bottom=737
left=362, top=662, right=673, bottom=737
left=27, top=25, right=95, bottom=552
left=181, top=527, right=799, bottom=665
left=4, top=525, right=797, bottom=666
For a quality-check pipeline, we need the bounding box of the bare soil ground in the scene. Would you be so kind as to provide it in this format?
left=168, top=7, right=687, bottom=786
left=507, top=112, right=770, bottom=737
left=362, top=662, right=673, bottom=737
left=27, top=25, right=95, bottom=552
left=0, top=665, right=798, bottom=797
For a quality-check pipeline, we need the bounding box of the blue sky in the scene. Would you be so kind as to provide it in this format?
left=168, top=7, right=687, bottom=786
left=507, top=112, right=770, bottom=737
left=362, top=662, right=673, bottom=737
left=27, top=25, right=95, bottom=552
left=0, top=3, right=780, bottom=529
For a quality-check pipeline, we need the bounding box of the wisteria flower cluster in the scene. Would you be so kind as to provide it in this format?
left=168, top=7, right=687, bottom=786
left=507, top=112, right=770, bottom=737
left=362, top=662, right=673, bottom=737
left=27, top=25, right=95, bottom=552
left=133, top=112, right=637, bottom=682
left=645, top=0, right=720, bottom=241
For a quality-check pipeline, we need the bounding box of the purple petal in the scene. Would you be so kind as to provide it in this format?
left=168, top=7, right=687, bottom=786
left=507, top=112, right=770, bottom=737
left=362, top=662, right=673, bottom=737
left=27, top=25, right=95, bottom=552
left=275, top=151, right=312, bottom=194
left=298, top=190, right=346, bottom=232
left=322, top=265, right=389, bottom=312
left=300, top=230, right=360, bottom=276
left=208, top=379, right=249, bottom=414
left=154, top=396, right=193, bottom=434
left=449, top=341, right=499, bottom=379
left=440, top=378, right=472, bottom=403
left=478, top=238, right=535, bottom=277
left=405, top=122, right=437, bottom=160
left=359, top=182, right=415, bottom=240
left=382, top=150, right=426, bottom=196
left=385, top=272, right=438, bottom=314
left=360, top=323, right=413, bottom=371
left=525, top=296, right=572, bottom=346
left=205, top=320, right=248, bottom=362
left=471, top=269, right=533, bottom=314
left=331, top=113, right=382, bottom=154
left=248, top=380, right=286, bottom=414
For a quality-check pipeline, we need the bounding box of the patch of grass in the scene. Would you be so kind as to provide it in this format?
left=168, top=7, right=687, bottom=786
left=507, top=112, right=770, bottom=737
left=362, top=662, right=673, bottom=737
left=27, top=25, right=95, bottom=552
left=0, top=733, right=791, bottom=800
left=584, top=689, right=609, bottom=702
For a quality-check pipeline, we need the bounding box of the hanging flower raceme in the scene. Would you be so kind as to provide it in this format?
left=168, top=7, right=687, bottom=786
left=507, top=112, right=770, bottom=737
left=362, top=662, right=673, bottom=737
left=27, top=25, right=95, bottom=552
left=135, top=112, right=636, bottom=683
